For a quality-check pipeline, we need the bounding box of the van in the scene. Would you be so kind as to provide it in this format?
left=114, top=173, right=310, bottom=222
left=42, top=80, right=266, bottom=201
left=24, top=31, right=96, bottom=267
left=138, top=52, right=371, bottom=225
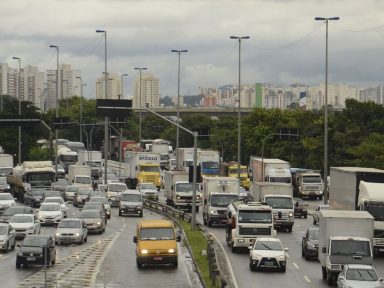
left=133, top=219, right=181, bottom=269
left=119, top=190, right=143, bottom=217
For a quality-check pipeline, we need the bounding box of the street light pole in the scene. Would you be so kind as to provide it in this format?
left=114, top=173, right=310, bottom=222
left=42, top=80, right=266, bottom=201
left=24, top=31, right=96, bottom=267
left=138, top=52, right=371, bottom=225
left=119, top=73, right=128, bottom=180
left=96, top=29, right=109, bottom=185
left=49, top=45, right=60, bottom=178
left=76, top=76, right=85, bottom=142
left=315, top=16, right=340, bottom=204
left=171, top=49, right=188, bottom=169
left=134, top=67, right=147, bottom=143
left=12, top=57, right=22, bottom=165
left=230, top=36, right=249, bottom=186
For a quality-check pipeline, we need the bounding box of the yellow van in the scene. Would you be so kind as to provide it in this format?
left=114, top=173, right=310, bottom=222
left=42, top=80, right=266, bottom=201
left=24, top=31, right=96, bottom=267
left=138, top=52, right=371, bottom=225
left=133, top=219, right=181, bottom=269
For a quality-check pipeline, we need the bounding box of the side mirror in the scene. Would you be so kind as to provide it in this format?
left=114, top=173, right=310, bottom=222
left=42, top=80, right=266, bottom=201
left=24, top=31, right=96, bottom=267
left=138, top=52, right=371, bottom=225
left=248, top=245, right=253, bottom=250
left=322, top=247, right=327, bottom=253
left=284, top=248, right=289, bottom=252
left=36, top=209, right=39, bottom=212
left=176, top=235, right=181, bottom=242
left=133, top=236, right=138, bottom=243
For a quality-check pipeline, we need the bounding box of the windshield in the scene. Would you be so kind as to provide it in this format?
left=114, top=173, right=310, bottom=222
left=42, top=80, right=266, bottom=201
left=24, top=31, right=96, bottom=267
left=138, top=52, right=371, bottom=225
left=346, top=268, right=378, bottom=281
left=238, top=210, right=272, bottom=223
left=80, top=210, right=100, bottom=218
left=264, top=197, right=293, bottom=209
left=0, top=194, right=13, bottom=200
left=302, top=176, right=322, bottom=184
left=176, top=183, right=193, bottom=193
left=89, top=198, right=107, bottom=204
left=331, top=240, right=371, bottom=256
left=45, top=198, right=64, bottom=204
left=140, top=166, right=159, bottom=173
left=108, top=184, right=126, bottom=192
left=269, top=176, right=291, bottom=184
left=86, top=161, right=101, bottom=167
left=22, top=237, right=47, bottom=247
left=0, top=226, right=7, bottom=234
left=28, top=173, right=55, bottom=187
left=121, top=194, right=141, bottom=202
left=32, top=190, right=45, bottom=196
left=78, top=189, right=91, bottom=195
left=141, top=184, right=156, bottom=190
left=75, top=177, right=91, bottom=184
left=66, top=186, right=78, bottom=192
left=40, top=204, right=61, bottom=211
left=0, top=179, right=7, bottom=185
left=229, top=168, right=248, bottom=175
left=2, top=207, right=25, bottom=216
left=210, top=194, right=238, bottom=207
left=140, top=227, right=174, bottom=240
left=60, top=155, right=77, bottom=162
left=202, top=162, right=219, bottom=169
left=364, top=204, right=384, bottom=221
left=254, top=241, right=283, bottom=251
left=10, top=215, right=33, bottom=223
left=309, top=229, right=319, bottom=240
left=59, top=220, right=81, bottom=228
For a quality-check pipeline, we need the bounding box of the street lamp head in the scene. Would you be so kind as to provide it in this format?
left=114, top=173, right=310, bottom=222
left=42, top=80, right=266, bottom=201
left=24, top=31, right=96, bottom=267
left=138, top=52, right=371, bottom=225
left=49, top=45, right=58, bottom=48
left=134, top=67, right=147, bottom=71
left=12, top=56, right=20, bottom=60
left=315, top=16, right=340, bottom=21
left=122, top=73, right=128, bottom=76
left=230, top=36, right=250, bottom=40
left=171, top=49, right=188, bottom=53
left=315, top=17, right=326, bottom=21
left=96, top=29, right=106, bottom=34
left=329, top=17, right=340, bottom=20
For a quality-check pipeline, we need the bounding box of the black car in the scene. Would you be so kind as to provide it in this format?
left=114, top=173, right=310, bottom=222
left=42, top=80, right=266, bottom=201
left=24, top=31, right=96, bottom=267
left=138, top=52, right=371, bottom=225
left=16, top=235, right=56, bottom=268
left=82, top=202, right=107, bottom=224
left=302, top=227, right=319, bottom=260
left=24, top=189, right=45, bottom=208
left=0, top=206, right=34, bottom=223
left=293, top=198, right=308, bottom=218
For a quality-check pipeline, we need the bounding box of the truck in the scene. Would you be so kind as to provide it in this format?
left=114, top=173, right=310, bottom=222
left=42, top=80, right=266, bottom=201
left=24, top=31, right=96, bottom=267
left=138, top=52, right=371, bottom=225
left=249, top=182, right=294, bottom=232
left=249, top=156, right=291, bottom=184
left=7, top=161, right=55, bottom=201
left=151, top=139, right=171, bottom=170
left=176, top=148, right=201, bottom=172
left=0, top=154, right=14, bottom=175
left=202, top=177, right=239, bottom=227
left=68, top=165, right=92, bottom=188
left=124, top=151, right=161, bottom=190
left=226, top=201, right=275, bottom=252
left=219, top=161, right=251, bottom=190
left=57, top=145, right=78, bottom=173
left=319, top=210, right=374, bottom=286
left=163, top=170, right=202, bottom=212
left=197, top=150, right=220, bottom=177
left=77, top=151, right=102, bottom=179
left=329, top=166, right=384, bottom=256
left=292, top=169, right=323, bottom=200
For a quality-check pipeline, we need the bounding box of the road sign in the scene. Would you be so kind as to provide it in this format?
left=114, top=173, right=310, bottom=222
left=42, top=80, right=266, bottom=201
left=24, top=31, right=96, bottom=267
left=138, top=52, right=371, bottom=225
left=276, top=128, right=299, bottom=140
left=0, top=116, right=40, bottom=126
left=192, top=128, right=210, bottom=140
left=96, top=99, right=132, bottom=117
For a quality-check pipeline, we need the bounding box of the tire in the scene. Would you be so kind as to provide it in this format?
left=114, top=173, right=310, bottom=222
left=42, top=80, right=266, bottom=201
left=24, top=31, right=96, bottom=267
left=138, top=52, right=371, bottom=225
left=139, top=211, right=143, bottom=218
left=313, top=218, right=317, bottom=225
left=207, top=221, right=212, bottom=227
left=319, top=195, right=323, bottom=201
left=302, top=247, right=305, bottom=257
left=304, top=250, right=309, bottom=261
left=11, top=241, right=15, bottom=250
left=195, top=206, right=199, bottom=213
left=322, top=266, right=327, bottom=280
left=287, top=226, right=293, bottom=233
left=119, top=210, right=122, bottom=216
left=84, top=236, right=88, bottom=243
left=327, top=273, right=334, bottom=286
left=4, top=242, right=9, bottom=253
left=203, top=217, right=207, bottom=226
left=16, top=259, right=21, bottom=269
left=231, top=244, right=237, bottom=253
left=136, top=259, right=143, bottom=269
left=304, top=213, right=307, bottom=219
left=249, top=262, right=256, bottom=272
left=280, top=266, right=286, bottom=272
left=173, top=260, right=178, bottom=269
left=81, top=237, right=85, bottom=244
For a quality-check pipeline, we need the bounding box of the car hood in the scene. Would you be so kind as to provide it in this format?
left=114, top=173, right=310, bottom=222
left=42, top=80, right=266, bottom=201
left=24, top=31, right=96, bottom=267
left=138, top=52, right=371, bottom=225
left=138, top=239, right=177, bottom=252
left=9, top=222, right=34, bottom=229
left=38, top=211, right=62, bottom=217
left=0, top=234, right=8, bottom=241
left=251, top=250, right=285, bottom=258
left=0, top=200, right=15, bottom=206
left=343, top=279, right=382, bottom=288
left=82, top=218, right=101, bottom=224
left=56, top=228, right=82, bottom=234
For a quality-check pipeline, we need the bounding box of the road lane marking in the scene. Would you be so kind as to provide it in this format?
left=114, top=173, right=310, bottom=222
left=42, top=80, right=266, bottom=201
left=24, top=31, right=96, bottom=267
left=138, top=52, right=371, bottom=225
left=304, top=276, right=311, bottom=283
left=286, top=252, right=290, bottom=258
left=293, top=262, right=299, bottom=270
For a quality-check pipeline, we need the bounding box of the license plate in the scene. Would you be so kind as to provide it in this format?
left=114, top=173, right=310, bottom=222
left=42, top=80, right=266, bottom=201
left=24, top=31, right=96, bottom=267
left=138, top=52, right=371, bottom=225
left=127, top=209, right=134, bottom=211
left=154, top=257, right=163, bottom=261
left=27, top=257, right=35, bottom=261
left=46, top=220, right=53, bottom=223
left=264, top=261, right=273, bottom=266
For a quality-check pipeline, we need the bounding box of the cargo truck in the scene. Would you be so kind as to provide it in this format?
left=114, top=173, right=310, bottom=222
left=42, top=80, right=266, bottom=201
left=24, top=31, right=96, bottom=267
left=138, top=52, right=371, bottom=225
left=151, top=139, right=171, bottom=170
left=197, top=150, right=220, bottom=177
left=124, top=151, right=161, bottom=190
left=202, top=177, right=239, bottom=227
left=77, top=151, right=102, bottom=179
left=292, top=169, right=323, bottom=200
left=248, top=157, right=291, bottom=184
left=219, top=161, right=251, bottom=190
left=329, top=166, right=384, bottom=256
left=226, top=201, right=275, bottom=252
left=163, top=170, right=202, bottom=212
left=319, top=210, right=374, bottom=286
left=68, top=165, right=92, bottom=188
left=0, top=154, right=14, bottom=175
left=249, top=182, right=294, bottom=232
left=176, top=148, right=201, bottom=172
left=57, top=145, right=78, bottom=173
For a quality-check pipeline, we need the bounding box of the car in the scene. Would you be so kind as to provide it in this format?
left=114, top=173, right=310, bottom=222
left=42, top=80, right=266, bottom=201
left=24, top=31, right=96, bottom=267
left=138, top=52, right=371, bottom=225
left=302, top=227, right=319, bottom=260
left=0, top=177, right=10, bottom=193
left=23, top=189, right=45, bottom=208
left=0, top=193, right=16, bottom=214
left=0, top=223, right=16, bottom=252
left=55, top=218, right=88, bottom=245
left=106, top=182, right=128, bottom=207
left=97, top=184, right=107, bottom=194
left=42, top=190, right=62, bottom=200
left=312, top=204, right=330, bottom=225
left=337, top=264, right=383, bottom=288
left=0, top=206, right=34, bottom=223
left=64, top=185, right=78, bottom=202
left=73, top=187, right=92, bottom=207
left=133, top=219, right=181, bottom=269
left=51, top=178, right=69, bottom=197
left=43, top=197, right=67, bottom=217
left=16, top=235, right=56, bottom=268
left=79, top=209, right=105, bottom=234
left=119, top=190, right=143, bottom=217
left=82, top=202, right=107, bottom=224
left=249, top=237, right=288, bottom=272
left=88, top=197, right=111, bottom=219
left=37, top=203, right=63, bottom=226
left=293, top=198, right=308, bottom=218
left=56, top=164, right=66, bottom=179
left=138, top=182, right=159, bottom=201
left=9, top=214, right=41, bottom=239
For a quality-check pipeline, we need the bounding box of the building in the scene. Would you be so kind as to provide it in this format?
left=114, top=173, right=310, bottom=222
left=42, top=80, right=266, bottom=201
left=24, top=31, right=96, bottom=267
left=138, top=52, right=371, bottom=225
left=133, top=73, right=159, bottom=108
left=95, top=73, right=123, bottom=100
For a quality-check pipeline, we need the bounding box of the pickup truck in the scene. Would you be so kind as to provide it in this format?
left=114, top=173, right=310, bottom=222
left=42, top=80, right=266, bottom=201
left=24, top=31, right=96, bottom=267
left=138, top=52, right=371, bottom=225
left=293, top=198, right=308, bottom=219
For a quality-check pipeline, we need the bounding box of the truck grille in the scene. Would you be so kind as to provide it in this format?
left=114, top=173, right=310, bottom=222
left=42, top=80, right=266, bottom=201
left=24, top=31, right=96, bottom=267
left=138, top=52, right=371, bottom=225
left=374, top=229, right=384, bottom=238
left=273, top=211, right=288, bottom=220
left=179, top=196, right=192, bottom=201
left=144, top=175, right=157, bottom=182
left=217, top=210, right=227, bottom=216
left=239, top=227, right=271, bottom=236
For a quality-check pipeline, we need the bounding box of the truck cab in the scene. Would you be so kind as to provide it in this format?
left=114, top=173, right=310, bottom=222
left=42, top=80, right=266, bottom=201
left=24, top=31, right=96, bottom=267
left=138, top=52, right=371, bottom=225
left=263, top=194, right=294, bottom=232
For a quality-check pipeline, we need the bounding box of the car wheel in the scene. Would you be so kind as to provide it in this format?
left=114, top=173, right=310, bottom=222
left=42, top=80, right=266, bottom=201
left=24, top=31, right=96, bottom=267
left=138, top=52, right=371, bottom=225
left=280, top=266, right=286, bottom=272
left=81, top=237, right=85, bottom=244
left=287, top=226, right=293, bottom=233
left=16, top=259, right=21, bottom=269
left=173, top=260, right=178, bottom=269
left=231, top=244, right=237, bottom=253
left=304, top=213, right=307, bottom=219
left=322, top=266, right=327, bottom=280
left=313, top=218, right=317, bottom=225
left=203, top=218, right=207, bottom=225
left=249, top=262, right=256, bottom=272
left=11, top=241, right=15, bottom=250
left=84, top=236, right=87, bottom=243
left=119, top=210, right=122, bottom=216
left=139, top=211, right=143, bottom=218
left=4, top=242, right=9, bottom=253
left=136, top=259, right=143, bottom=269
left=302, top=247, right=305, bottom=257
left=195, top=206, right=199, bottom=213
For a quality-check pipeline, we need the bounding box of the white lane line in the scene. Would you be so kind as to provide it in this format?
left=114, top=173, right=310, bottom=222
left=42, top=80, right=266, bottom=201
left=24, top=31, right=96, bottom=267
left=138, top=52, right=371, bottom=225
left=293, top=262, right=299, bottom=270
left=304, top=276, right=311, bottom=283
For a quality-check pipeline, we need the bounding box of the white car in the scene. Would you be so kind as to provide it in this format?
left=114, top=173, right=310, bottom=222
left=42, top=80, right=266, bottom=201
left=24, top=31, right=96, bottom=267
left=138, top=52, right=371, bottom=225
left=64, top=185, right=78, bottom=202
left=9, top=214, right=41, bottom=239
left=43, top=197, right=67, bottom=217
left=106, top=182, right=128, bottom=206
left=0, top=193, right=16, bottom=214
left=337, top=264, right=383, bottom=288
left=37, top=203, right=63, bottom=226
left=138, top=182, right=159, bottom=201
left=249, top=237, right=288, bottom=272
left=0, top=223, right=16, bottom=252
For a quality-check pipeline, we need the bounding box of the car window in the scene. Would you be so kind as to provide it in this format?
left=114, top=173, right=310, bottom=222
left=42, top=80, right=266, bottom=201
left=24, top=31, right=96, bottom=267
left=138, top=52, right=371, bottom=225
left=59, top=220, right=81, bottom=228
left=0, top=226, right=7, bottom=234
left=0, top=194, right=13, bottom=200
left=40, top=204, right=61, bottom=211
left=346, top=268, right=378, bottom=281
left=10, top=215, right=33, bottom=223
left=23, top=237, right=47, bottom=247
left=254, top=241, right=283, bottom=251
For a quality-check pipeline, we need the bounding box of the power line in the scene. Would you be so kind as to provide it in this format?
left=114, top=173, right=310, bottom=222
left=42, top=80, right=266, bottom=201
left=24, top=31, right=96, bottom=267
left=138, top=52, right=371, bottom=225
left=330, top=22, right=384, bottom=32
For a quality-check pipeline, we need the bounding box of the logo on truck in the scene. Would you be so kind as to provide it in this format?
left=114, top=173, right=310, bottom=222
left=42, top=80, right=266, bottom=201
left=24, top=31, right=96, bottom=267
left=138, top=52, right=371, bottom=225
left=139, top=156, right=158, bottom=161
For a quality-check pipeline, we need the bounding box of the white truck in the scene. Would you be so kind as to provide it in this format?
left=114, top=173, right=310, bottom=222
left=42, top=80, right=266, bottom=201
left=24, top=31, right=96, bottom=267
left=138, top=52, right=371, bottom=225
left=249, top=156, right=291, bottom=184
left=292, top=169, right=323, bottom=200
left=57, top=145, right=78, bottom=173
left=68, top=165, right=92, bottom=188
left=202, top=177, right=239, bottom=227
left=163, top=170, right=202, bottom=212
left=226, top=201, right=275, bottom=252
left=77, top=151, right=103, bottom=179
left=319, top=210, right=374, bottom=286
left=176, top=148, right=201, bottom=172
left=249, top=182, right=294, bottom=232
left=329, top=166, right=384, bottom=256
left=0, top=154, right=14, bottom=175
left=198, top=150, right=220, bottom=177
left=125, top=151, right=161, bottom=190
left=151, top=139, right=171, bottom=170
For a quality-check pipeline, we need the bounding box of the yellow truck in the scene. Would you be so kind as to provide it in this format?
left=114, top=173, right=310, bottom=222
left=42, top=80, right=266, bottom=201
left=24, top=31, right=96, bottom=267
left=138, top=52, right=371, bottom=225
left=219, top=161, right=251, bottom=190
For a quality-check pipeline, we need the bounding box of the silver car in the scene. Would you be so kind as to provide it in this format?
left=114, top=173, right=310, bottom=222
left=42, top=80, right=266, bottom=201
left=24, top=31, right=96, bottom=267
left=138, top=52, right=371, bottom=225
left=9, top=214, right=41, bottom=239
left=119, top=191, right=143, bottom=217
left=79, top=209, right=105, bottom=234
left=0, top=223, right=16, bottom=252
left=55, top=218, right=88, bottom=245
left=337, top=264, right=383, bottom=288
left=88, top=197, right=111, bottom=219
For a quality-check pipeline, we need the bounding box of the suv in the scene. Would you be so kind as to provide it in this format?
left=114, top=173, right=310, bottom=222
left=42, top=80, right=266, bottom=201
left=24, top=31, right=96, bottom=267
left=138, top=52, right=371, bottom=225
left=293, top=198, right=308, bottom=219
left=133, top=219, right=181, bottom=269
left=55, top=218, right=88, bottom=245
left=302, top=227, right=319, bottom=260
left=0, top=223, right=16, bottom=252
left=0, top=206, right=34, bottom=223
left=312, top=204, right=329, bottom=225
left=16, top=235, right=56, bottom=268
left=119, top=191, right=143, bottom=217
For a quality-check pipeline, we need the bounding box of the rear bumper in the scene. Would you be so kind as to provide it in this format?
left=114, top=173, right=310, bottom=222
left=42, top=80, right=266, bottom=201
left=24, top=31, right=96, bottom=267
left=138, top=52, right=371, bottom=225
left=137, top=255, right=177, bottom=265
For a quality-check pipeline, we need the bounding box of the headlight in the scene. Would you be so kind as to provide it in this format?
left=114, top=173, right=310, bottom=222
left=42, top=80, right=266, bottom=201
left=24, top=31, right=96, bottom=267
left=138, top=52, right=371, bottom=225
left=28, top=226, right=35, bottom=230
left=176, top=196, right=181, bottom=200
left=210, top=209, right=217, bottom=215
left=331, top=264, right=341, bottom=270
left=251, top=253, right=262, bottom=260
left=17, top=252, right=23, bottom=256
left=75, top=233, right=80, bottom=237
left=288, top=212, right=293, bottom=218
left=196, top=195, right=200, bottom=200
left=136, top=205, right=142, bottom=209
left=77, top=196, right=82, bottom=201
left=308, top=242, right=316, bottom=249
left=168, top=248, right=175, bottom=253
left=0, top=240, right=5, bottom=243
left=56, top=233, right=60, bottom=237
left=238, top=239, right=245, bottom=243
left=97, top=222, right=101, bottom=225
left=278, top=255, right=286, bottom=261
left=141, top=249, right=148, bottom=254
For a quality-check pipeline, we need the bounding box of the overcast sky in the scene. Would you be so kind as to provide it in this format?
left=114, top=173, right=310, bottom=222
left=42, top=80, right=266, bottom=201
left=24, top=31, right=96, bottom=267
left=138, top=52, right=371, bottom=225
left=1, top=0, right=384, bottom=98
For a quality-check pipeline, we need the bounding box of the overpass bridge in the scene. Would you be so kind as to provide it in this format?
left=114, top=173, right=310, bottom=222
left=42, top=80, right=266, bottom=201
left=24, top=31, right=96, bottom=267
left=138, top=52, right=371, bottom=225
left=134, top=107, right=255, bottom=117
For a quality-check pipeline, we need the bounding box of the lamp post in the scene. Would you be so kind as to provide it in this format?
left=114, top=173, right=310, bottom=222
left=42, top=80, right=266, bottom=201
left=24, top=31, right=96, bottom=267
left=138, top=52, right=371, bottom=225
left=76, top=76, right=85, bottom=142
left=171, top=49, right=188, bottom=169
left=96, top=29, right=109, bottom=185
left=121, top=73, right=128, bottom=100
left=119, top=73, right=128, bottom=180
left=315, top=16, right=340, bottom=204
left=230, top=36, right=249, bottom=185
left=62, top=79, right=70, bottom=112
left=134, top=67, right=147, bottom=143
left=49, top=45, right=60, bottom=178
left=12, top=57, right=22, bottom=165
